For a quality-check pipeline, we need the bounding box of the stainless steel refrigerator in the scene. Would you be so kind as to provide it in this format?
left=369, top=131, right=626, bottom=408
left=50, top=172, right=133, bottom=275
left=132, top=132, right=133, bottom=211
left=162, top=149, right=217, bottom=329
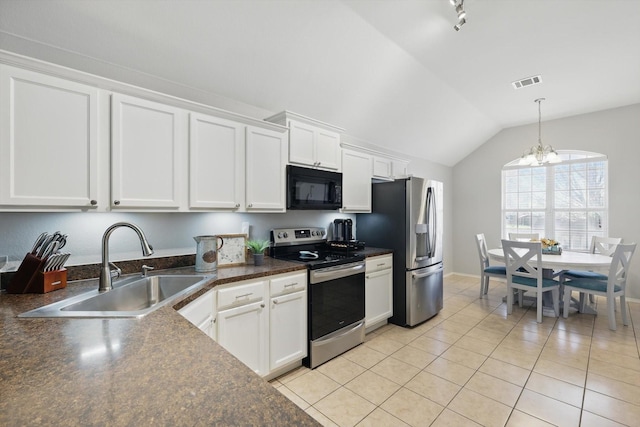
left=357, top=177, right=443, bottom=327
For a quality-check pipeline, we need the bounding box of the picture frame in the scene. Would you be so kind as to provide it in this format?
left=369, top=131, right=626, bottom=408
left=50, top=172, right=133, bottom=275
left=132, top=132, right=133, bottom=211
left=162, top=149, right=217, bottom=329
left=217, top=233, right=247, bottom=267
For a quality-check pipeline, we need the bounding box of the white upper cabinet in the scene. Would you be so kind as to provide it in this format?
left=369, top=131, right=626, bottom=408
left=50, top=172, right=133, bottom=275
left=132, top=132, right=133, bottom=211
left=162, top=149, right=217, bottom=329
left=0, top=64, right=99, bottom=208
left=245, top=126, right=287, bottom=212
left=341, top=148, right=372, bottom=213
left=189, top=113, right=244, bottom=210
left=372, top=156, right=393, bottom=181
left=111, top=93, right=185, bottom=209
left=265, top=111, right=342, bottom=171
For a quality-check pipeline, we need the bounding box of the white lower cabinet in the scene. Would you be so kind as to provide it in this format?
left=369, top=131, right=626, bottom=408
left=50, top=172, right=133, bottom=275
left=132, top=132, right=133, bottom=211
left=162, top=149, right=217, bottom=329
left=365, top=254, right=393, bottom=331
left=181, top=272, right=307, bottom=378
left=178, top=289, right=217, bottom=340
left=269, top=273, right=307, bottom=372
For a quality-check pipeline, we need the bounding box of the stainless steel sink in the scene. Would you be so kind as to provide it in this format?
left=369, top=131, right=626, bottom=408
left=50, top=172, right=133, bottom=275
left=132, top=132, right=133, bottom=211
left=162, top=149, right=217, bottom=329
left=19, top=275, right=211, bottom=318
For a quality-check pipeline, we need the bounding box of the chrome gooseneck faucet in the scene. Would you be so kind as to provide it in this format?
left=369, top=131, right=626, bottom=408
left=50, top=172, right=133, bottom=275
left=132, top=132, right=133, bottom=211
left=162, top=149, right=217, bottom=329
left=99, top=222, right=154, bottom=292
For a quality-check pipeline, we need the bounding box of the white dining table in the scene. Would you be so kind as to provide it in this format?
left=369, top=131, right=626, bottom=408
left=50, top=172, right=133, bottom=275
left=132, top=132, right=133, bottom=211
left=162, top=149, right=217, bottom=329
left=487, top=248, right=613, bottom=315
left=487, top=248, right=613, bottom=272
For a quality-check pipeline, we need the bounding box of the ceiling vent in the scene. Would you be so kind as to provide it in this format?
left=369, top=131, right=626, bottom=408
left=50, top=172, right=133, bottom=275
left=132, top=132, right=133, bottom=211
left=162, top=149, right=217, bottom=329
left=512, top=75, right=542, bottom=89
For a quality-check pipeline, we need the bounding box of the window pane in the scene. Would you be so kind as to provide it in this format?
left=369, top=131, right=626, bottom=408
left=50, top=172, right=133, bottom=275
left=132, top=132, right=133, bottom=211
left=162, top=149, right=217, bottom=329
left=532, top=192, right=545, bottom=209
left=505, top=212, right=517, bottom=229
left=531, top=212, right=545, bottom=229
left=518, top=193, right=531, bottom=209
left=505, top=175, right=518, bottom=192
left=505, top=193, right=517, bottom=209
left=532, top=170, right=546, bottom=191
left=555, top=191, right=570, bottom=208
left=588, top=211, right=604, bottom=231
left=571, top=165, right=586, bottom=189
left=587, top=164, right=605, bottom=188
left=570, top=189, right=586, bottom=208
left=571, top=212, right=587, bottom=230
left=588, top=189, right=605, bottom=208
left=555, top=212, right=570, bottom=231
left=555, top=172, right=570, bottom=191
left=570, top=234, right=588, bottom=251
left=518, top=173, right=531, bottom=192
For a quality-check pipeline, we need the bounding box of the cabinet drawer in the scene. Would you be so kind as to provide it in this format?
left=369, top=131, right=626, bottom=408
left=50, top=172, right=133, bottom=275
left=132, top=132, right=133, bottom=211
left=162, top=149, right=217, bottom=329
left=217, top=280, right=266, bottom=310
left=270, top=272, right=307, bottom=297
left=366, top=255, right=393, bottom=273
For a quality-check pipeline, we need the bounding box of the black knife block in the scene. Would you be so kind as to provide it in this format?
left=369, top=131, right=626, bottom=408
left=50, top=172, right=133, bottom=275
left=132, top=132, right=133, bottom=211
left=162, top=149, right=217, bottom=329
left=5, top=253, right=57, bottom=294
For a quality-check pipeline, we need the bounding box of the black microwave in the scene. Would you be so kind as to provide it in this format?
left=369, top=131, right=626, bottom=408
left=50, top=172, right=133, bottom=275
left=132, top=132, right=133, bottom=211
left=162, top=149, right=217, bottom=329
left=287, top=165, right=342, bottom=210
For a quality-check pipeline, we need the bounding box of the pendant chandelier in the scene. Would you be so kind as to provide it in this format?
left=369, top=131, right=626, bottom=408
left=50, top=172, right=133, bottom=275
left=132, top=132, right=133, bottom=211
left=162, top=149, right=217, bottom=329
left=519, top=98, right=560, bottom=166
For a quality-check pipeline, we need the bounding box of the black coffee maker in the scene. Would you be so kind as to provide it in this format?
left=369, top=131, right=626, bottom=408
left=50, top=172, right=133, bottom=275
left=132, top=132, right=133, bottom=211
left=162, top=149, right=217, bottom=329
left=333, top=219, right=353, bottom=242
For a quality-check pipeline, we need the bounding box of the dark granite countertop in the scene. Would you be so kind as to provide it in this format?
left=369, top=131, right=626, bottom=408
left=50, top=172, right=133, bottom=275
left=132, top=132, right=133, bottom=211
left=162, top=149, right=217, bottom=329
left=0, top=257, right=317, bottom=427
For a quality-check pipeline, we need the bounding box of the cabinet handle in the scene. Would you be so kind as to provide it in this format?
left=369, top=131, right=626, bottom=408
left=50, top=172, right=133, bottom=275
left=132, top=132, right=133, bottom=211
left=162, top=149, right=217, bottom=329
left=377, top=263, right=386, bottom=267
left=113, top=200, right=121, bottom=206
left=90, top=199, right=97, bottom=206
left=284, top=283, right=298, bottom=288
left=235, top=203, right=240, bottom=208
left=317, top=162, right=321, bottom=166
left=248, top=203, right=253, bottom=208
left=235, top=292, right=253, bottom=300
left=273, top=300, right=279, bottom=305
left=260, top=303, right=265, bottom=308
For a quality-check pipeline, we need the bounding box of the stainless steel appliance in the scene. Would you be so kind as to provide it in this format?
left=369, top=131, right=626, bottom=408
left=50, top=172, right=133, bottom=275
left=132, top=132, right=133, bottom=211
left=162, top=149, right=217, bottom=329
left=357, top=177, right=444, bottom=327
left=286, top=165, right=342, bottom=210
left=270, top=227, right=365, bottom=368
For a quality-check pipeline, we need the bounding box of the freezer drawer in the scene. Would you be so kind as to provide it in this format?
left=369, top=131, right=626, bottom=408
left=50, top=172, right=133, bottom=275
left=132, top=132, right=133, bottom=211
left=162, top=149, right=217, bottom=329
left=406, top=263, right=443, bottom=326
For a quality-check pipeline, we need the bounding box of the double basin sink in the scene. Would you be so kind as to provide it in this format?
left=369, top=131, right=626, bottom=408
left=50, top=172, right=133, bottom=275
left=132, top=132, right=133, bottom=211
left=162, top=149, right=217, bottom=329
left=19, top=274, right=211, bottom=318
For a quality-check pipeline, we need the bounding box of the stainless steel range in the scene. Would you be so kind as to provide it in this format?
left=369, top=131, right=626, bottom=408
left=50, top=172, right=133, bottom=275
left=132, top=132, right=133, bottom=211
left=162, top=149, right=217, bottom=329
left=270, top=227, right=365, bottom=369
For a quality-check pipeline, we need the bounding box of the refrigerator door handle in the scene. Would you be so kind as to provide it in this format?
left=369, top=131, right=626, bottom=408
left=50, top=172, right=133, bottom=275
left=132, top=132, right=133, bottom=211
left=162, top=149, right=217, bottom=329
left=412, top=265, right=443, bottom=278
left=426, top=186, right=438, bottom=258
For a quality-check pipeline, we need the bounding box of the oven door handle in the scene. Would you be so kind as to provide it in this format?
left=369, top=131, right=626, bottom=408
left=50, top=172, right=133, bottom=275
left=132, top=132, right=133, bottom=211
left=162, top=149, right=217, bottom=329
left=310, top=262, right=365, bottom=284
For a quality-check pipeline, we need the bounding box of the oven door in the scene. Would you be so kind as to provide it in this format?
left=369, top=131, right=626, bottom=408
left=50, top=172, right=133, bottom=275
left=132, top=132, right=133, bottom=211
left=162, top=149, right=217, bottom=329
left=309, top=262, right=365, bottom=340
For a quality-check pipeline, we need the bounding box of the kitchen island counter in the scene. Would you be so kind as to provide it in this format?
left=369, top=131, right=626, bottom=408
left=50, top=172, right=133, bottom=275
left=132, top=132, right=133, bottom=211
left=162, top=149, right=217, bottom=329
left=0, top=258, right=318, bottom=426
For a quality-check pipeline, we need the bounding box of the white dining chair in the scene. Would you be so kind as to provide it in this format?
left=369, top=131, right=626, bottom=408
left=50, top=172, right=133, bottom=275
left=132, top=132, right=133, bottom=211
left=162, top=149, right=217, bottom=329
left=563, top=243, right=636, bottom=331
left=502, top=239, right=559, bottom=323
left=508, top=232, right=540, bottom=241
left=561, top=236, right=622, bottom=304
left=475, top=233, right=506, bottom=298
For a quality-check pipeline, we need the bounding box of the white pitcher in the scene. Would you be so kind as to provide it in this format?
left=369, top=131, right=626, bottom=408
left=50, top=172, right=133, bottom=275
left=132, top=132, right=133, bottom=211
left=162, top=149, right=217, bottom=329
left=193, top=235, right=224, bottom=272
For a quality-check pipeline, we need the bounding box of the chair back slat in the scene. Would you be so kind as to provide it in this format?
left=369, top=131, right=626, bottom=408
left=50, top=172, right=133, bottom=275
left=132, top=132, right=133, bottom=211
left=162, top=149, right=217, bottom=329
left=592, top=236, right=622, bottom=256
left=475, top=233, right=489, bottom=269
left=608, top=243, right=636, bottom=291
left=508, top=233, right=540, bottom=242
left=502, top=239, right=543, bottom=283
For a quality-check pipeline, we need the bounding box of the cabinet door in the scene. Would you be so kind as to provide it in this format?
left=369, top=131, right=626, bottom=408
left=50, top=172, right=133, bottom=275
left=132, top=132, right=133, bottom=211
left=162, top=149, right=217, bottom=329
left=0, top=65, right=98, bottom=207
left=392, top=159, right=409, bottom=178
left=365, top=268, right=393, bottom=328
left=217, top=301, right=268, bottom=376
left=288, top=120, right=316, bottom=167
left=245, top=126, right=286, bottom=212
left=341, top=149, right=372, bottom=213
left=315, top=129, right=341, bottom=171
left=178, top=289, right=216, bottom=340
left=111, top=93, right=184, bottom=208
left=270, top=290, right=307, bottom=371
left=372, top=156, right=393, bottom=180
left=189, top=113, right=244, bottom=210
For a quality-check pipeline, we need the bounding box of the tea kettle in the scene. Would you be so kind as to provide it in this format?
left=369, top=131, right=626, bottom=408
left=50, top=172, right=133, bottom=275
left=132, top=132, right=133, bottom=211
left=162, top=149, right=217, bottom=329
left=193, top=235, right=224, bottom=272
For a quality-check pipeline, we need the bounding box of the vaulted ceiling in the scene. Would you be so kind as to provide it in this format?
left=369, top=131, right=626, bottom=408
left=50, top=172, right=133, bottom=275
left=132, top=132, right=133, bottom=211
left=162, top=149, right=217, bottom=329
left=1, top=0, right=639, bottom=166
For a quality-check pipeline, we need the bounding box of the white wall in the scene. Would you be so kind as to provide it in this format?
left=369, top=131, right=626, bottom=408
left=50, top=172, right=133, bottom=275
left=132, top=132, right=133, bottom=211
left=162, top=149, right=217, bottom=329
left=453, top=103, right=640, bottom=297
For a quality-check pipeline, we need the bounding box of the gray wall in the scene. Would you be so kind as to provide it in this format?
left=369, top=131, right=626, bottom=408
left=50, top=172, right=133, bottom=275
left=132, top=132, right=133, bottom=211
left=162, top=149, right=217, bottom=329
left=453, top=103, right=640, bottom=297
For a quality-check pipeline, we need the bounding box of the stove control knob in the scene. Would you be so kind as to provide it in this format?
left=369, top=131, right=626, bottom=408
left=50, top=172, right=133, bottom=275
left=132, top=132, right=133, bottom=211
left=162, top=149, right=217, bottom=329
left=320, top=230, right=326, bottom=236
left=311, top=231, right=317, bottom=236
left=283, top=232, right=288, bottom=238
left=277, top=232, right=283, bottom=239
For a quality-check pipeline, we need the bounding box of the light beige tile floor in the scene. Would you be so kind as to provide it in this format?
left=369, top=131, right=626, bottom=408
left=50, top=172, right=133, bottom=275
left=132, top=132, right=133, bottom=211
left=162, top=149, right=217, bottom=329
left=270, top=274, right=640, bottom=426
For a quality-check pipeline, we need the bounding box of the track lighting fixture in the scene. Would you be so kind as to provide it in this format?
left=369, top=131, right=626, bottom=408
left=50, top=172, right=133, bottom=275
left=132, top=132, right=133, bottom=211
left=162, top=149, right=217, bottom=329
left=450, top=0, right=467, bottom=31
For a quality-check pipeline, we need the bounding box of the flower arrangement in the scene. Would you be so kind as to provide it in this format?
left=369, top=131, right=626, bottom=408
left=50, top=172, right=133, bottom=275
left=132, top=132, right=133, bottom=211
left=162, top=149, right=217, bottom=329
left=540, top=238, right=558, bottom=249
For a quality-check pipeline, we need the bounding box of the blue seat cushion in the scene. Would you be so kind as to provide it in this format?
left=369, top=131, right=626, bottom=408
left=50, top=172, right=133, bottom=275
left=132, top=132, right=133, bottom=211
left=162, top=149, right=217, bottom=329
left=563, top=270, right=608, bottom=280
left=511, top=276, right=558, bottom=288
left=485, top=266, right=506, bottom=275
left=565, top=278, right=621, bottom=293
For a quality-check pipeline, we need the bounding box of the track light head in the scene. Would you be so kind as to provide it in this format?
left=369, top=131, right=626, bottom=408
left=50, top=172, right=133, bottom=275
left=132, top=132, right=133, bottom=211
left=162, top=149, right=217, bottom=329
left=454, top=18, right=466, bottom=31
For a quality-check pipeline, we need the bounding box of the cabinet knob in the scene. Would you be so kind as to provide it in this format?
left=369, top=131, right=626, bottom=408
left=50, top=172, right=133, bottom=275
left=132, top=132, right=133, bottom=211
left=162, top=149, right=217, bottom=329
left=113, top=200, right=121, bottom=206
left=235, top=203, right=240, bottom=208
left=273, top=300, right=279, bottom=305
left=90, top=200, right=97, bottom=206
left=248, top=203, right=253, bottom=208
left=260, top=303, right=265, bottom=308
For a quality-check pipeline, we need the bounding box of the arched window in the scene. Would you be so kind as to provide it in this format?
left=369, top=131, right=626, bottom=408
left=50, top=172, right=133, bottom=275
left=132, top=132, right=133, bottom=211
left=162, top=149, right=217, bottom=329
left=501, top=150, right=608, bottom=251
